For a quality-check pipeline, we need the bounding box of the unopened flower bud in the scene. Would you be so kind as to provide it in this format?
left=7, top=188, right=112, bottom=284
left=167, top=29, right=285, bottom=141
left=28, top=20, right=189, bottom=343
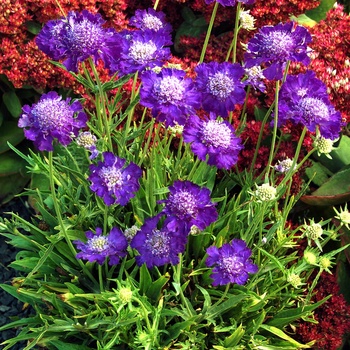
left=254, top=183, right=277, bottom=202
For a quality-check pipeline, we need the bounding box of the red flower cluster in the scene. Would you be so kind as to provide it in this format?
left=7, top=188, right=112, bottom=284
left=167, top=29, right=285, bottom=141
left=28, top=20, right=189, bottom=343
left=296, top=272, right=350, bottom=350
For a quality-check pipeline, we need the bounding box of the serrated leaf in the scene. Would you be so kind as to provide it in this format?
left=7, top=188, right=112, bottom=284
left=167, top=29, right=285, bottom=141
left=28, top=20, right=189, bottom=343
left=2, top=91, right=22, bottom=118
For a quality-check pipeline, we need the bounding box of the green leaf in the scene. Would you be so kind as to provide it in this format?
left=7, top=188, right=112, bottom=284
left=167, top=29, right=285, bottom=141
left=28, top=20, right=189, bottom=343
left=301, top=165, right=350, bottom=206
left=291, top=14, right=317, bottom=27
left=266, top=295, right=331, bottom=327
left=49, top=340, right=91, bottom=350
left=305, top=0, right=337, bottom=22
left=260, top=324, right=311, bottom=348
left=2, top=91, right=22, bottom=118
left=25, top=21, right=42, bottom=35
left=146, top=273, right=170, bottom=301
left=0, top=120, right=25, bottom=154
left=305, top=160, right=333, bottom=187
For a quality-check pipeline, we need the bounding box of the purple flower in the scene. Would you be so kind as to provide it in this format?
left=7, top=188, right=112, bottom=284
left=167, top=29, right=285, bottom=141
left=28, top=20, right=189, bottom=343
left=129, top=8, right=173, bottom=45
left=88, top=152, right=142, bottom=206
left=205, top=0, right=255, bottom=6
left=206, top=239, right=258, bottom=286
left=140, top=68, right=201, bottom=126
left=244, top=22, right=312, bottom=80
left=159, top=180, right=218, bottom=232
left=18, top=91, right=87, bottom=151
left=36, top=10, right=119, bottom=72
left=74, top=227, right=128, bottom=265
left=194, top=61, right=246, bottom=117
left=109, top=30, right=171, bottom=76
left=183, top=113, right=243, bottom=169
left=130, top=215, right=187, bottom=268
left=278, top=71, right=342, bottom=140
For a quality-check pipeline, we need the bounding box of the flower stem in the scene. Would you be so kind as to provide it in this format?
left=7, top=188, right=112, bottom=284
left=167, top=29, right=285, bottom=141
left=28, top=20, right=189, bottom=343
left=264, top=80, right=280, bottom=182
left=199, top=2, right=219, bottom=64
left=48, top=152, right=98, bottom=286
left=232, top=3, right=241, bottom=63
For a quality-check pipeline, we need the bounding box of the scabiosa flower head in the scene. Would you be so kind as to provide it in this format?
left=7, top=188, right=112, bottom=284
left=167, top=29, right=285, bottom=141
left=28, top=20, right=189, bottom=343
left=76, top=131, right=99, bottom=159
left=36, top=10, right=119, bottom=72
left=140, top=68, right=201, bottom=126
left=334, top=204, right=350, bottom=230
left=205, top=0, right=255, bottom=6
left=286, top=271, right=303, bottom=289
left=274, top=158, right=296, bottom=173
left=239, top=9, right=256, bottom=31
left=109, top=30, right=171, bottom=76
left=18, top=91, right=87, bottom=151
left=159, top=180, right=218, bottom=232
left=278, top=71, right=342, bottom=140
left=183, top=113, right=243, bottom=169
left=206, top=239, right=258, bottom=286
left=130, top=215, right=187, bottom=268
left=129, top=8, right=173, bottom=45
left=254, top=183, right=277, bottom=202
left=313, top=135, right=336, bottom=157
left=244, top=65, right=266, bottom=92
left=194, top=61, right=246, bottom=117
left=74, top=227, right=128, bottom=265
left=244, top=22, right=312, bottom=80
left=123, top=225, right=140, bottom=243
left=88, top=152, right=142, bottom=206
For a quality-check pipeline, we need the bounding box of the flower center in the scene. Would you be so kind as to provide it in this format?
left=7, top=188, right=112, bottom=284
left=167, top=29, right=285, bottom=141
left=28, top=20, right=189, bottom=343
left=202, top=120, right=232, bottom=149
left=208, top=72, right=235, bottom=100
left=32, top=98, right=70, bottom=131
left=129, top=40, right=157, bottom=63
left=89, top=236, right=108, bottom=252
left=170, top=190, right=198, bottom=217
left=263, top=30, right=294, bottom=57
left=298, top=97, right=329, bottom=122
left=220, top=256, right=243, bottom=276
left=99, top=166, right=123, bottom=190
left=155, top=76, right=185, bottom=103
left=142, top=14, right=163, bottom=31
left=68, top=19, right=103, bottom=52
left=146, top=229, right=170, bottom=257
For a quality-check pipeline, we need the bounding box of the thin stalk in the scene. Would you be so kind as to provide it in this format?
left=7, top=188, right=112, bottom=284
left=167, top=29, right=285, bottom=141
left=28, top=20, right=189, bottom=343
left=264, top=80, right=280, bottom=182
left=54, top=0, right=66, bottom=17
left=48, top=152, right=98, bottom=286
left=153, top=0, right=160, bottom=10
left=199, top=2, right=219, bottom=64
left=98, top=264, right=104, bottom=293
left=89, top=59, right=113, bottom=152
left=232, top=3, right=241, bottom=63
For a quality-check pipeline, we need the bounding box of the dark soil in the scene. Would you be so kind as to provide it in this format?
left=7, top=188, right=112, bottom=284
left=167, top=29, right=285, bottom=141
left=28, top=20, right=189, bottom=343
left=0, top=197, right=34, bottom=349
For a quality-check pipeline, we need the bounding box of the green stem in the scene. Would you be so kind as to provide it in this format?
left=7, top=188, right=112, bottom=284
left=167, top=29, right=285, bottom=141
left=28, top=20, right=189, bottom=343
left=249, top=102, right=275, bottom=173
left=98, top=264, right=104, bottom=293
left=212, top=283, right=230, bottom=307
left=48, top=152, right=98, bottom=286
left=199, top=2, right=219, bottom=64
left=264, top=80, right=280, bottom=182
left=153, top=0, right=160, bottom=10
left=232, top=3, right=241, bottom=63
left=88, top=59, right=113, bottom=152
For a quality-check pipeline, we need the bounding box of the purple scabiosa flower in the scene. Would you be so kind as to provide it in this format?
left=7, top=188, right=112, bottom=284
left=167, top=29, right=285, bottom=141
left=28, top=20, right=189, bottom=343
left=88, top=152, right=142, bottom=206
left=183, top=113, right=243, bottom=170
left=140, top=68, right=201, bottom=126
left=130, top=215, right=187, bottom=268
left=159, top=180, right=218, bottom=232
left=74, top=227, right=128, bottom=265
left=109, top=30, right=171, bottom=76
left=278, top=71, right=342, bottom=140
left=205, top=0, right=255, bottom=6
left=194, top=61, right=246, bottom=117
left=206, top=239, right=258, bottom=286
left=129, top=8, right=173, bottom=45
left=18, top=91, right=87, bottom=151
left=36, top=10, right=119, bottom=72
left=244, top=22, right=312, bottom=80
